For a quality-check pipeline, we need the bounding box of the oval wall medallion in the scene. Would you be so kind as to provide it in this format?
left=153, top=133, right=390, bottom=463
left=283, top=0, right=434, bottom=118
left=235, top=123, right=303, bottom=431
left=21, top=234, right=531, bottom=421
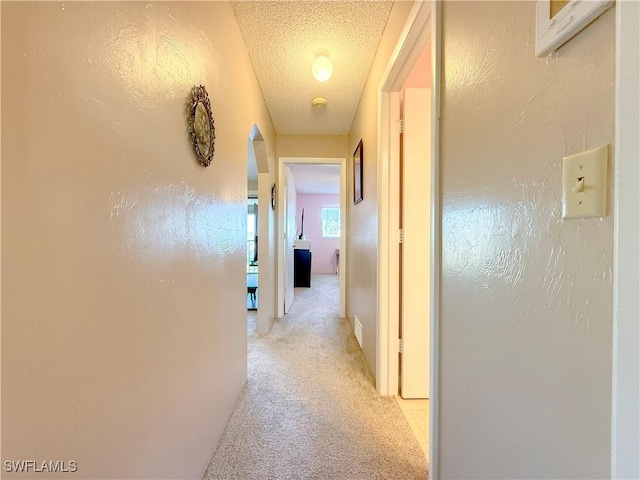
left=188, top=85, right=216, bottom=167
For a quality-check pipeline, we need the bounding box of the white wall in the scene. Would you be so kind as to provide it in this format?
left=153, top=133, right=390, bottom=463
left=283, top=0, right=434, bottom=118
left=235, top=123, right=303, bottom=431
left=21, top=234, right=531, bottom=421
left=404, top=44, right=431, bottom=90
left=1, top=3, right=275, bottom=478
left=347, top=1, right=414, bottom=376
left=257, top=169, right=277, bottom=334
left=277, top=135, right=347, bottom=159
left=296, top=194, right=341, bottom=274
left=439, top=2, right=614, bottom=478
left=249, top=131, right=277, bottom=335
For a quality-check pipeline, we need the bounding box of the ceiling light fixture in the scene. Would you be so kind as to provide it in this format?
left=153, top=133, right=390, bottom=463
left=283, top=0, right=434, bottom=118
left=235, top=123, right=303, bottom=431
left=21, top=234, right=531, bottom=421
left=312, top=53, right=333, bottom=82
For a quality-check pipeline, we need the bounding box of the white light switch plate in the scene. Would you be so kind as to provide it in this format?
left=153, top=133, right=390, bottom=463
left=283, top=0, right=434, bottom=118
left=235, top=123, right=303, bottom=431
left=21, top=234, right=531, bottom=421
left=562, top=144, right=608, bottom=219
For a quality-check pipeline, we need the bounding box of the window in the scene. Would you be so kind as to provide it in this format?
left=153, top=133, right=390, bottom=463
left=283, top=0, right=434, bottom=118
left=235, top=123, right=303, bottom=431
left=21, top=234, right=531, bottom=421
left=322, top=207, right=340, bottom=238
left=247, top=200, right=258, bottom=270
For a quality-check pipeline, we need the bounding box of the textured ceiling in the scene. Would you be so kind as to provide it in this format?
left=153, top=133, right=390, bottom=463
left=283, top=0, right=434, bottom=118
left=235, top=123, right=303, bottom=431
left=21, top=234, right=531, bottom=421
left=232, top=1, right=393, bottom=135
left=289, top=164, right=340, bottom=194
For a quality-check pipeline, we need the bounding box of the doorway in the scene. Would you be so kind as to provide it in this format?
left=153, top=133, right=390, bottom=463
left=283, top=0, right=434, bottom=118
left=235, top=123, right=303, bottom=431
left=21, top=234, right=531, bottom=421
left=377, top=0, right=440, bottom=474
left=277, top=157, right=347, bottom=320
left=247, top=124, right=276, bottom=335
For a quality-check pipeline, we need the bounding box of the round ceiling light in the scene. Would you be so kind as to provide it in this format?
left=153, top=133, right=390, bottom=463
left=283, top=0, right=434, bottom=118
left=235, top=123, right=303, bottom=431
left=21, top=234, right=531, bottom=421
left=312, top=54, right=333, bottom=82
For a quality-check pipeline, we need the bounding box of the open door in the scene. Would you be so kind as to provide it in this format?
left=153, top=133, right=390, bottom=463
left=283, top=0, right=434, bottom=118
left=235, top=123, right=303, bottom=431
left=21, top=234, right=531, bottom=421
left=283, top=166, right=296, bottom=313
left=400, top=87, right=431, bottom=399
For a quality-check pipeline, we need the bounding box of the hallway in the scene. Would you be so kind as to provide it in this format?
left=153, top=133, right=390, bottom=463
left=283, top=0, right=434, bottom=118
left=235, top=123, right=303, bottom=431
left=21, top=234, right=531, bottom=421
left=205, top=274, right=427, bottom=479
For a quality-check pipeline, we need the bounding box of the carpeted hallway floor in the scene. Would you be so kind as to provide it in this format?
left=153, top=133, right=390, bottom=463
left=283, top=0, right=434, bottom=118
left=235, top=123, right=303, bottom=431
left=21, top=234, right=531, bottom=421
left=204, top=274, right=428, bottom=480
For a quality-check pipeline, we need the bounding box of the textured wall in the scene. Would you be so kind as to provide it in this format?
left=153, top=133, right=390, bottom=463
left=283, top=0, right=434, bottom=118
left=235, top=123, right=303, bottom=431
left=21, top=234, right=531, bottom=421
left=296, top=194, right=341, bottom=274
left=277, top=135, right=348, bottom=159
left=1, top=2, right=275, bottom=478
left=347, top=1, right=413, bottom=376
left=439, top=2, right=614, bottom=478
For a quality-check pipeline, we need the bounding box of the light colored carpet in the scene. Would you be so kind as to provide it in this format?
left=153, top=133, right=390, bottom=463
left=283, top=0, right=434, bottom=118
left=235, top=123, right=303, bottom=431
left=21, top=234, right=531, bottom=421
left=204, top=274, right=428, bottom=480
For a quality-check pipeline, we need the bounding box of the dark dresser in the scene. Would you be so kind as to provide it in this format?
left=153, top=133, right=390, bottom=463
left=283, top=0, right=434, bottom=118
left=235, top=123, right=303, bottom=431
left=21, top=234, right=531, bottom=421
left=294, top=248, right=312, bottom=287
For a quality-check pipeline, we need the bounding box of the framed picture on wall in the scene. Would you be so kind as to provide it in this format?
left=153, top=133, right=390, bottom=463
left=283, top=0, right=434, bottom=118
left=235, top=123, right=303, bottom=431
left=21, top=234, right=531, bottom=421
left=535, top=0, right=613, bottom=57
left=353, top=139, right=363, bottom=205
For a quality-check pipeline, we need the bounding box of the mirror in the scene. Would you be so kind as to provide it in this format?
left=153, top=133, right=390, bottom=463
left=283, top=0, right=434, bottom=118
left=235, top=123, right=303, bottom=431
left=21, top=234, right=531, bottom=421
left=194, top=102, right=211, bottom=156
left=188, top=85, right=215, bottom=167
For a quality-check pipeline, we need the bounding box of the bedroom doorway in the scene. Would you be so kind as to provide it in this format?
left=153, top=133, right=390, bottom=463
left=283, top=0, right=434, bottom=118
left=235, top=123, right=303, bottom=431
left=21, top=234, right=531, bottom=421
left=276, top=157, right=347, bottom=319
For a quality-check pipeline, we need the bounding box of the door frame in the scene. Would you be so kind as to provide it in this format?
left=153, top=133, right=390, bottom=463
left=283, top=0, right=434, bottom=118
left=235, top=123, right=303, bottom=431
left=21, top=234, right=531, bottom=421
left=376, top=0, right=440, bottom=475
left=277, top=156, right=347, bottom=319
left=281, top=166, right=296, bottom=314
left=611, top=1, right=640, bottom=477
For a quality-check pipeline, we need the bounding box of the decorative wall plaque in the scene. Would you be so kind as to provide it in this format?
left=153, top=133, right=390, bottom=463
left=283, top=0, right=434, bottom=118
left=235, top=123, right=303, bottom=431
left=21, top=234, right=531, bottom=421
left=188, top=85, right=216, bottom=167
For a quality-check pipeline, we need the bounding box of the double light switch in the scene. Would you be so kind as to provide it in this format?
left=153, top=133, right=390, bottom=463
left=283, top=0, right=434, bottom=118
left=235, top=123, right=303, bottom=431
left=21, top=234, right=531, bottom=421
left=562, top=144, right=608, bottom=219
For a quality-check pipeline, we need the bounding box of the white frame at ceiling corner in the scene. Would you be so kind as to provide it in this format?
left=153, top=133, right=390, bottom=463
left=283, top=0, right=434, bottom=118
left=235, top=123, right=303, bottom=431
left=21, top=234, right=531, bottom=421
left=535, top=0, right=613, bottom=57
left=376, top=0, right=440, bottom=477
left=611, top=0, right=640, bottom=478
left=276, top=156, right=347, bottom=320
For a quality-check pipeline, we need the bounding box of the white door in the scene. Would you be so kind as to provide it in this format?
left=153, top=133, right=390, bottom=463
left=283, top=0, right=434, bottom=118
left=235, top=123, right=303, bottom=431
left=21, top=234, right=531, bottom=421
left=400, top=88, right=431, bottom=399
left=284, top=166, right=296, bottom=313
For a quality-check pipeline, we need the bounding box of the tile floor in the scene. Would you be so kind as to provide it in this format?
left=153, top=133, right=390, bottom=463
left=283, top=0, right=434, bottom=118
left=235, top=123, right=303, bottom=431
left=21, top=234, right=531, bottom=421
left=395, top=396, right=429, bottom=460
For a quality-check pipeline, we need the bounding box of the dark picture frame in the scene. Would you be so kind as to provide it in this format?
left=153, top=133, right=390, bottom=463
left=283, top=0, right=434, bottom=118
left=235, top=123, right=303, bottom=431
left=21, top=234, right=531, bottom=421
left=271, top=183, right=277, bottom=210
left=353, top=139, right=363, bottom=204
